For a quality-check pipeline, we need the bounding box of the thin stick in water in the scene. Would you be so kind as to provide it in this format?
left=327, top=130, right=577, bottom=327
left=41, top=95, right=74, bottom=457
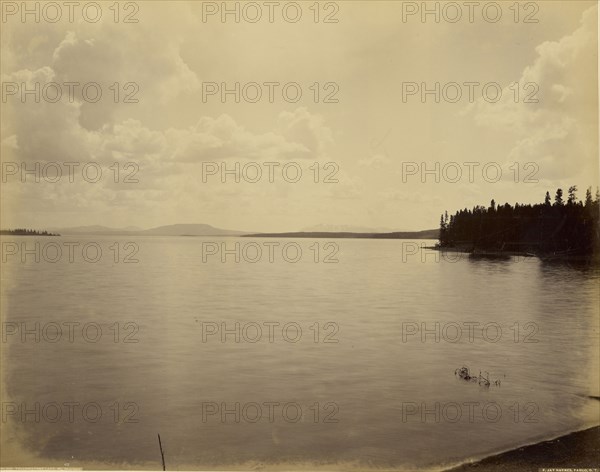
left=157, top=433, right=166, bottom=471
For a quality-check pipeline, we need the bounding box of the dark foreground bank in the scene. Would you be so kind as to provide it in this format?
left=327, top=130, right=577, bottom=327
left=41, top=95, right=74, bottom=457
left=446, top=426, right=599, bottom=471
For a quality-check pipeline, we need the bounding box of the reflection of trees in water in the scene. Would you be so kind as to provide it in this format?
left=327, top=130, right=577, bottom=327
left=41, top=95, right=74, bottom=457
left=539, top=257, right=600, bottom=275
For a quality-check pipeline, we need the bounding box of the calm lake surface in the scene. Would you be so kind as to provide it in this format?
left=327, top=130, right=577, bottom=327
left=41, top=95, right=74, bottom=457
left=1, top=236, right=599, bottom=470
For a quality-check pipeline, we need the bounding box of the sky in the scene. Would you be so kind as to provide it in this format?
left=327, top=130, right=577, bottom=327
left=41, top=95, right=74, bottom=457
left=1, top=0, right=598, bottom=232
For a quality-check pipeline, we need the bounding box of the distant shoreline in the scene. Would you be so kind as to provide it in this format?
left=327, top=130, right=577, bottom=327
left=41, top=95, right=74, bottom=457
left=431, top=245, right=599, bottom=261
left=0, top=230, right=60, bottom=236
left=0, top=229, right=439, bottom=239
left=241, top=230, right=439, bottom=239
left=445, top=425, right=600, bottom=471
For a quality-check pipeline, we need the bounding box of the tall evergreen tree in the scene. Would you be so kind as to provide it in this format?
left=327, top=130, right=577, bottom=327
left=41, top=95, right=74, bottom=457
left=554, top=188, right=564, bottom=206
left=585, top=187, right=593, bottom=207
left=568, top=186, right=578, bottom=205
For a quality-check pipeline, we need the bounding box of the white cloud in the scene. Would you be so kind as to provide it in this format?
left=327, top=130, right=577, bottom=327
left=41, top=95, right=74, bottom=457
left=464, top=5, right=598, bottom=184
left=165, top=114, right=309, bottom=163
left=278, top=107, right=334, bottom=157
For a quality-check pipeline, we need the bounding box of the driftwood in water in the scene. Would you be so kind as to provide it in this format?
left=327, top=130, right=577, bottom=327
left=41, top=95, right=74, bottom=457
left=455, top=366, right=501, bottom=387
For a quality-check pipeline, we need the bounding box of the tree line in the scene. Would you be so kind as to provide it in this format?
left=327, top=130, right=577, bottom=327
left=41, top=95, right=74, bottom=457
left=0, top=229, right=60, bottom=236
left=439, top=186, right=600, bottom=256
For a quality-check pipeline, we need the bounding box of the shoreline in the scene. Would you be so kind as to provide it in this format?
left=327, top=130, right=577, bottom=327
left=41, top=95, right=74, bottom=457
left=444, top=425, right=600, bottom=471
left=429, top=246, right=600, bottom=262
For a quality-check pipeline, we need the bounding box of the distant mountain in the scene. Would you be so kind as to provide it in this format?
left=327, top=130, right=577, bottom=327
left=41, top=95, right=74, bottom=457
left=302, top=224, right=397, bottom=233
left=141, top=224, right=247, bottom=236
left=53, top=224, right=248, bottom=236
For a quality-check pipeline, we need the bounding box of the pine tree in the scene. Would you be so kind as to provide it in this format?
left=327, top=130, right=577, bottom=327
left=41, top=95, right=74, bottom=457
left=568, top=186, right=578, bottom=205
left=585, top=187, right=593, bottom=207
left=554, top=188, right=564, bottom=206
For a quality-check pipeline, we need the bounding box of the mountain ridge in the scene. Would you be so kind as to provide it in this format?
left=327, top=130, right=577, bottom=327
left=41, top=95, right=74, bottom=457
left=52, top=223, right=248, bottom=236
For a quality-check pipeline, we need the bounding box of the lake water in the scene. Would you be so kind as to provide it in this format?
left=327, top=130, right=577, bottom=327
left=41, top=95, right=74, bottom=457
left=1, top=236, right=599, bottom=470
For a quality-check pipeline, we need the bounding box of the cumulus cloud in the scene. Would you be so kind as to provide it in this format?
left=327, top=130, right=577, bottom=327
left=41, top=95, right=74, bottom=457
left=464, top=5, right=598, bottom=183
left=1, top=66, right=99, bottom=162
left=2, top=11, right=201, bottom=129
left=165, top=114, right=313, bottom=163
left=0, top=5, right=341, bottom=229
left=278, top=107, right=334, bottom=157
left=2, top=98, right=339, bottom=212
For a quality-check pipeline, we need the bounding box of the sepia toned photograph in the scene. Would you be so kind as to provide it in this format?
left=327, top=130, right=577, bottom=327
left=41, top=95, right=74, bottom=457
left=1, top=1, right=599, bottom=470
